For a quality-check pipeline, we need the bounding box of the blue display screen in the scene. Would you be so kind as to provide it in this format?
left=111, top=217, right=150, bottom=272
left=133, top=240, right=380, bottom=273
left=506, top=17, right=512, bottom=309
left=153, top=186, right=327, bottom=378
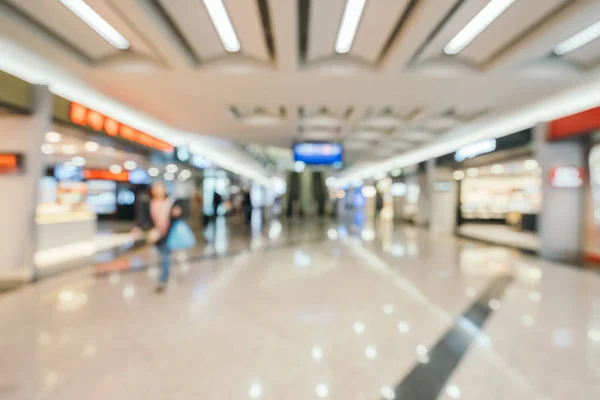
left=54, top=163, right=83, bottom=181
left=293, top=142, right=343, bottom=165
left=129, top=169, right=151, bottom=184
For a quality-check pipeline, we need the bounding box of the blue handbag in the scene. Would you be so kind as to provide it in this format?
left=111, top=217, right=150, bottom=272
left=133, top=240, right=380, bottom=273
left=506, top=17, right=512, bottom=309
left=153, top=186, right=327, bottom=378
left=166, top=220, right=197, bottom=251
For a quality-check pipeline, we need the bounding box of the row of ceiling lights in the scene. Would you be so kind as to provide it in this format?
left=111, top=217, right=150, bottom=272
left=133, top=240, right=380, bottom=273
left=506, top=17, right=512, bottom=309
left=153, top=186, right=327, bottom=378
left=45, top=131, right=193, bottom=182
left=61, top=0, right=600, bottom=58
left=43, top=131, right=108, bottom=155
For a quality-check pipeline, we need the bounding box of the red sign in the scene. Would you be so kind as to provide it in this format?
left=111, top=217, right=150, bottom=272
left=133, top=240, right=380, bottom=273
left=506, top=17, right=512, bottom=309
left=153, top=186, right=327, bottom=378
left=549, top=166, right=584, bottom=188
left=84, top=169, right=129, bottom=182
left=0, top=153, right=23, bottom=174
left=549, top=105, right=600, bottom=140
left=70, top=103, right=174, bottom=152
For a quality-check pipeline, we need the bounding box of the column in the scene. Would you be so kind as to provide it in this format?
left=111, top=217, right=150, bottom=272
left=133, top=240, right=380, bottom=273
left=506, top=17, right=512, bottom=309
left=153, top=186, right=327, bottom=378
left=534, top=122, right=585, bottom=263
left=415, top=160, right=434, bottom=226
left=429, top=166, right=458, bottom=233
left=0, top=85, right=52, bottom=285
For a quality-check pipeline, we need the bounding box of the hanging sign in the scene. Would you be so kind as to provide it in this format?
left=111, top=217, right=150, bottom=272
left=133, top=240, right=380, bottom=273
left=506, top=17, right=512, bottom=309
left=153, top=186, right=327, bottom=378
left=454, top=139, right=497, bottom=162
left=549, top=166, right=584, bottom=188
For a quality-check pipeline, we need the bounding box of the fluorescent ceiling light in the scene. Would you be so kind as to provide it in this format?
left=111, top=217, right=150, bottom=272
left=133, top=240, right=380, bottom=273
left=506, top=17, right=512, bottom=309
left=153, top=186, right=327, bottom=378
left=203, top=0, right=241, bottom=52
left=444, top=0, right=515, bottom=55
left=335, top=0, right=367, bottom=53
left=59, top=0, right=130, bottom=50
left=554, top=20, right=600, bottom=56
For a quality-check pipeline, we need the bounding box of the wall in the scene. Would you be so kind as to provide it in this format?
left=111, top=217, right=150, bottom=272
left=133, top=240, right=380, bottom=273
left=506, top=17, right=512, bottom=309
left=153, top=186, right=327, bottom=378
left=0, top=85, right=50, bottom=282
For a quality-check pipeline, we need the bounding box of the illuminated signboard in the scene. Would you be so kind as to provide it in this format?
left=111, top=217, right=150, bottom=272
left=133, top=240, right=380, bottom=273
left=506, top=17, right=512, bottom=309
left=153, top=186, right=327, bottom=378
left=54, top=163, right=84, bottom=181
left=293, top=142, right=343, bottom=165
left=454, top=139, right=497, bottom=162
left=84, top=169, right=130, bottom=182
left=0, top=153, right=24, bottom=174
left=549, top=166, right=584, bottom=188
left=129, top=169, right=151, bottom=184
left=70, top=103, right=174, bottom=153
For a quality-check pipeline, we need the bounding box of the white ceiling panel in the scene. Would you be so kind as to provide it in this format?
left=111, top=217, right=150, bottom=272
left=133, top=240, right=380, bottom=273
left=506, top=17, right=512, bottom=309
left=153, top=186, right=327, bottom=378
left=6, top=0, right=116, bottom=59
left=159, top=0, right=225, bottom=60
left=482, top=1, right=600, bottom=71
left=460, top=0, right=569, bottom=64
left=383, top=0, right=458, bottom=70
left=227, top=0, right=269, bottom=62
left=350, top=0, right=411, bottom=64
left=307, top=0, right=346, bottom=61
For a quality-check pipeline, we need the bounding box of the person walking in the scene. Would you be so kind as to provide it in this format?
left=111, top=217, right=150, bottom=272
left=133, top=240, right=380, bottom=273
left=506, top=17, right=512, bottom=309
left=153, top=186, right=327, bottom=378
left=134, top=182, right=183, bottom=292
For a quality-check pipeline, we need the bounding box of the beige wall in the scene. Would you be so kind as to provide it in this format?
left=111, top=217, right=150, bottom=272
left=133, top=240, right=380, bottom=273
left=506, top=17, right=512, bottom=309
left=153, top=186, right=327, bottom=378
left=0, top=85, right=51, bottom=283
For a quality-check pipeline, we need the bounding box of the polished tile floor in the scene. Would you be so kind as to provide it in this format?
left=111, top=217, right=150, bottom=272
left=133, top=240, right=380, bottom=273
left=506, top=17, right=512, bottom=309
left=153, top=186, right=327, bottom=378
left=1, top=218, right=599, bottom=399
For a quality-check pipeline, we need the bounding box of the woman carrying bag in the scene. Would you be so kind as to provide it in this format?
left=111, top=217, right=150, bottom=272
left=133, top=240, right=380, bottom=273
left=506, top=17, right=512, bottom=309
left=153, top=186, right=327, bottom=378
left=134, top=181, right=196, bottom=292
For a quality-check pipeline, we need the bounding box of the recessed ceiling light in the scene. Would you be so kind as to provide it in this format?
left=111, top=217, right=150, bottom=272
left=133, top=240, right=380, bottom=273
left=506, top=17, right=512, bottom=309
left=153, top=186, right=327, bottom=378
left=554, top=20, right=600, bottom=56
left=59, top=0, right=130, bottom=50
left=109, top=165, right=122, bottom=174
left=148, top=167, right=160, bottom=177
left=453, top=170, right=465, bottom=180
left=444, top=0, right=515, bottom=55
left=166, top=164, right=178, bottom=173
left=124, top=160, right=137, bottom=171
left=203, top=0, right=240, bottom=52
left=72, top=156, right=86, bottom=166
left=178, top=169, right=192, bottom=181
left=45, top=131, right=61, bottom=143
left=491, top=164, right=504, bottom=174
left=62, top=145, right=77, bottom=154
left=41, top=144, right=53, bottom=154
left=85, top=141, right=99, bottom=152
left=164, top=172, right=175, bottom=181
left=361, top=185, right=376, bottom=198
left=524, top=159, right=538, bottom=170
left=335, top=0, right=367, bottom=53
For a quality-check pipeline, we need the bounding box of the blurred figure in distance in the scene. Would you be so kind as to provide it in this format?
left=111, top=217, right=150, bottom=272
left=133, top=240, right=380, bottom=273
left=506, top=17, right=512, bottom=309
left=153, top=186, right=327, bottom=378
left=133, top=181, right=182, bottom=292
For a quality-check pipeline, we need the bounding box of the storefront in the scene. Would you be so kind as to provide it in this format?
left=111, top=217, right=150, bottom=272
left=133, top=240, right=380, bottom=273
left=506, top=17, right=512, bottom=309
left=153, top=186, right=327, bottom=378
left=549, top=106, right=600, bottom=264
left=436, top=129, right=542, bottom=251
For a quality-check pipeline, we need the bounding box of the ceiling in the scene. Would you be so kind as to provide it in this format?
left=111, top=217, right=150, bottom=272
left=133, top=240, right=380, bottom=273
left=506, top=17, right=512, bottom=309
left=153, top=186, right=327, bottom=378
left=2, top=0, right=600, bottom=174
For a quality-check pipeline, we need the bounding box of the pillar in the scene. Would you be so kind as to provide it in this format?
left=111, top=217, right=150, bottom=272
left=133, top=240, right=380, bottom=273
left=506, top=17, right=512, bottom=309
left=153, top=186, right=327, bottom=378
left=534, top=123, right=585, bottom=263
left=429, top=166, right=458, bottom=233
left=415, top=160, right=434, bottom=226
left=0, top=85, right=52, bottom=285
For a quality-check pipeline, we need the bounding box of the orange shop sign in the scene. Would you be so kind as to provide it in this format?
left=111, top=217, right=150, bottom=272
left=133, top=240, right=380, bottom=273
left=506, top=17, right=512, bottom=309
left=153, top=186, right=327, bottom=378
left=0, top=153, right=23, bottom=174
left=84, top=169, right=129, bottom=182
left=70, top=103, right=174, bottom=153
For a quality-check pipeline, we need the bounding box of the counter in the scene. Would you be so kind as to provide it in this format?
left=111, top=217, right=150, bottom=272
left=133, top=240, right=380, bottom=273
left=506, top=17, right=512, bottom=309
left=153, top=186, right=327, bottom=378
left=36, top=204, right=96, bottom=251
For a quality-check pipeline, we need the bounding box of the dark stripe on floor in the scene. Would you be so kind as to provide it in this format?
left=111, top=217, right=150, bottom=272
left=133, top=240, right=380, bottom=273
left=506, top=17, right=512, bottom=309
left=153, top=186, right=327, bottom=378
left=392, top=274, right=514, bottom=400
